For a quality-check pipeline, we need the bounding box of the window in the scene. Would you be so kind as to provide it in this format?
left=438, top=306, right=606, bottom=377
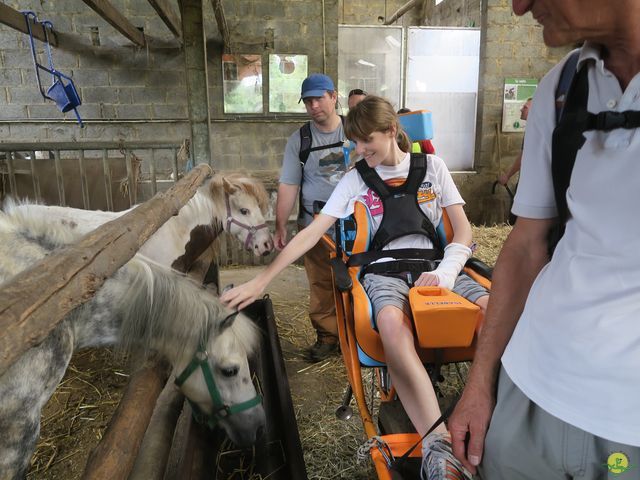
left=222, top=54, right=263, bottom=114
left=268, top=54, right=308, bottom=113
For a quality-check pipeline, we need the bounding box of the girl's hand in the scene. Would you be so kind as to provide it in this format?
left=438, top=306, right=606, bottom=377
left=220, top=277, right=265, bottom=311
left=414, top=272, right=440, bottom=287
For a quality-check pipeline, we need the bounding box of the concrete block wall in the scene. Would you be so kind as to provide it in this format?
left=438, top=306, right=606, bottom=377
left=421, top=0, right=571, bottom=222
left=0, top=0, right=191, bottom=145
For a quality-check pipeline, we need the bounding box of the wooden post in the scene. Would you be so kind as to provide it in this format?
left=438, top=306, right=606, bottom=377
left=0, top=164, right=212, bottom=377
left=81, top=359, right=170, bottom=480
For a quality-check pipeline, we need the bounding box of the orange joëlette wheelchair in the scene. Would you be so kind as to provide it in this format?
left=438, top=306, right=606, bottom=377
left=324, top=200, right=492, bottom=480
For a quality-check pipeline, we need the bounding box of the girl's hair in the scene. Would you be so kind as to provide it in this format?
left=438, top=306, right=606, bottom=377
left=345, top=95, right=412, bottom=153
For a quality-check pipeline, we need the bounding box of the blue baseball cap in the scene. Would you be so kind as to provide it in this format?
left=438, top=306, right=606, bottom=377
left=299, top=74, right=335, bottom=102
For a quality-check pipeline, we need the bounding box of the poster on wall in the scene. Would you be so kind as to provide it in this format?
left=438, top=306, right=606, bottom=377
left=502, top=78, right=538, bottom=132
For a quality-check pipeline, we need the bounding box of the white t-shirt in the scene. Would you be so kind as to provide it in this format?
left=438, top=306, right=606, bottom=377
left=504, top=44, right=640, bottom=446
left=321, top=152, right=464, bottom=251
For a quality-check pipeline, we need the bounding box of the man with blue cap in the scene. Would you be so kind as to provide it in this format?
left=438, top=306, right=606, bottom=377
left=276, top=73, right=347, bottom=362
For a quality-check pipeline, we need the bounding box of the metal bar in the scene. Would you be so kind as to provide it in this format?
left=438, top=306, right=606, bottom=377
left=53, top=150, right=66, bottom=206
left=102, top=149, right=114, bottom=211
left=0, top=142, right=181, bottom=151
left=29, top=150, right=41, bottom=201
left=125, top=150, right=135, bottom=207
left=150, top=149, right=157, bottom=196
left=78, top=150, right=91, bottom=209
left=6, top=152, right=17, bottom=197
left=171, top=147, right=179, bottom=185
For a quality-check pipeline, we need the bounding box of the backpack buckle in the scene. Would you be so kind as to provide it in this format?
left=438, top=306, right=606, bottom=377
left=595, top=111, right=628, bottom=131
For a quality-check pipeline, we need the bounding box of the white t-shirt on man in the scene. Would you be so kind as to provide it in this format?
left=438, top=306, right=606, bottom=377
left=504, top=43, right=640, bottom=446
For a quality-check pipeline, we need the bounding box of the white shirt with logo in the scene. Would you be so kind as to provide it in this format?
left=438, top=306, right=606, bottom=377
left=505, top=44, right=640, bottom=446
left=321, top=152, right=464, bottom=251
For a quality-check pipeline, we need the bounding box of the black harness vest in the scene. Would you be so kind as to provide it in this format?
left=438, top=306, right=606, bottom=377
left=348, top=153, right=443, bottom=276
left=549, top=58, right=640, bottom=254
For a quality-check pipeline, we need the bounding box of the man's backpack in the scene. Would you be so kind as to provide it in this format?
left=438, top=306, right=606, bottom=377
left=298, top=115, right=346, bottom=167
left=549, top=49, right=640, bottom=255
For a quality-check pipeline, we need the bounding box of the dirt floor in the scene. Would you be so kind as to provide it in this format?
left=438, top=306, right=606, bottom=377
left=28, top=224, right=511, bottom=479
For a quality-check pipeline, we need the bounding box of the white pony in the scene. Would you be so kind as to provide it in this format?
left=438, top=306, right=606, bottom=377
left=0, top=207, right=266, bottom=480
left=6, top=172, right=274, bottom=270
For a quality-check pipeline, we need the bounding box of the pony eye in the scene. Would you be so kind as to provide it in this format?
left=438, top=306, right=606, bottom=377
left=240, top=208, right=249, bottom=215
left=220, top=366, right=239, bottom=377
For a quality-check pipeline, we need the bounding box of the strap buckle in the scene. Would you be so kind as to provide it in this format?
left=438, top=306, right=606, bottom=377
left=595, top=111, right=628, bottom=131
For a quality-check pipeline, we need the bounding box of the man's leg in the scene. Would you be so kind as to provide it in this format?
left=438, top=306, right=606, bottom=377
left=302, top=237, right=338, bottom=360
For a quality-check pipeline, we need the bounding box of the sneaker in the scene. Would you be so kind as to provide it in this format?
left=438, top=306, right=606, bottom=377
left=308, top=340, right=338, bottom=362
left=421, top=432, right=472, bottom=480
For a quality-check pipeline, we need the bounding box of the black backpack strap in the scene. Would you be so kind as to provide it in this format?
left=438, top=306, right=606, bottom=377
left=299, top=121, right=312, bottom=166
left=552, top=63, right=589, bottom=227
left=555, top=50, right=581, bottom=123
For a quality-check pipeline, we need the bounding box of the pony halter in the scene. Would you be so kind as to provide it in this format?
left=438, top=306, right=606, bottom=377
left=174, top=312, right=262, bottom=429
left=224, top=193, right=269, bottom=251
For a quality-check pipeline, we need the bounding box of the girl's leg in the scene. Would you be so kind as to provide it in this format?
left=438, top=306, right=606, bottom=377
left=376, top=304, right=447, bottom=437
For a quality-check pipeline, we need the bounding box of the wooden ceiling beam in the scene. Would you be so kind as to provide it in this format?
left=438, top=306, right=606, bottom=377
left=147, top=0, right=182, bottom=40
left=82, top=0, right=146, bottom=46
left=210, top=0, right=231, bottom=53
left=0, top=3, right=58, bottom=47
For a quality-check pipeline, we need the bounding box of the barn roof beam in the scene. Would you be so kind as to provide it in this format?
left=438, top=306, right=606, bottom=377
left=0, top=3, right=58, bottom=47
left=384, top=0, right=423, bottom=25
left=147, top=0, right=182, bottom=41
left=81, top=0, right=146, bottom=47
left=210, top=0, right=231, bottom=53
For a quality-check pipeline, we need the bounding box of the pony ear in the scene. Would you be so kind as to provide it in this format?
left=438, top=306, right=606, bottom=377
left=222, top=177, right=240, bottom=194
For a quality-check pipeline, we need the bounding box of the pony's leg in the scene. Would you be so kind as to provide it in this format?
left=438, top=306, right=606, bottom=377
left=0, top=323, right=74, bottom=480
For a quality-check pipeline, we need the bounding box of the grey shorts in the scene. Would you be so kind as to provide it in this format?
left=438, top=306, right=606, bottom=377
left=362, top=272, right=489, bottom=328
left=481, top=366, right=640, bottom=479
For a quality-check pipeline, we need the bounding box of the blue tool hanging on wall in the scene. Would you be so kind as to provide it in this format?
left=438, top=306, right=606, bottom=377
left=23, top=11, right=83, bottom=127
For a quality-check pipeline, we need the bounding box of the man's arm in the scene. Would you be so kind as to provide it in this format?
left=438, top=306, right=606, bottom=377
left=274, top=183, right=299, bottom=250
left=449, top=216, right=554, bottom=474
left=498, top=153, right=522, bottom=185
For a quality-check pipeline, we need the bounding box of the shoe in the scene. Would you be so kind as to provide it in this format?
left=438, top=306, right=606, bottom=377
left=308, top=340, right=338, bottom=362
left=421, top=432, right=473, bottom=480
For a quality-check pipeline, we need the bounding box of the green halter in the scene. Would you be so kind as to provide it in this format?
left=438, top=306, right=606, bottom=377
left=174, top=312, right=262, bottom=429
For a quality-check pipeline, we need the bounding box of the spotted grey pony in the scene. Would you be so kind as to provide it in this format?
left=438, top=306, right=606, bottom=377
left=0, top=206, right=265, bottom=479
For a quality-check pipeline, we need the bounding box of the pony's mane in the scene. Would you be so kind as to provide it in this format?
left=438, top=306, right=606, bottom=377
left=115, top=260, right=260, bottom=361
left=0, top=198, right=83, bottom=249
left=208, top=173, right=270, bottom=214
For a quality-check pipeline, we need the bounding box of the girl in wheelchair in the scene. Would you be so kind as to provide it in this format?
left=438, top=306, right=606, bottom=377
left=222, top=95, right=486, bottom=479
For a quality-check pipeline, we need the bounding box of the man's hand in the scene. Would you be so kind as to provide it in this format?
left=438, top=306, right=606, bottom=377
left=498, top=172, right=510, bottom=186
left=274, top=225, right=288, bottom=250
left=448, top=376, right=496, bottom=475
